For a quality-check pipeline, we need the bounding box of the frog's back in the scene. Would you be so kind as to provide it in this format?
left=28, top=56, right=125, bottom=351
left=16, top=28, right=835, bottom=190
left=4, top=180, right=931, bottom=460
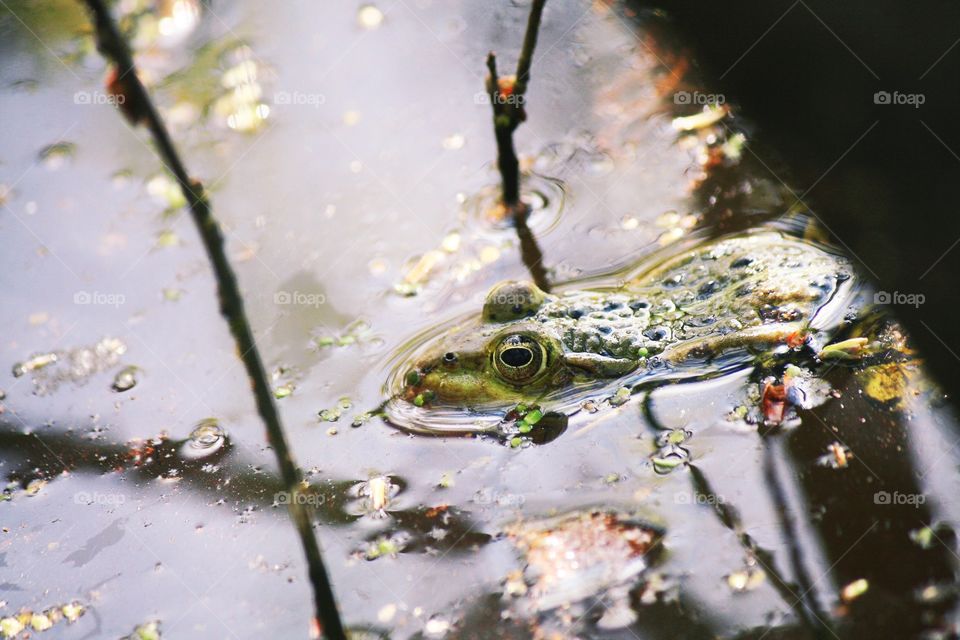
left=535, top=232, right=851, bottom=362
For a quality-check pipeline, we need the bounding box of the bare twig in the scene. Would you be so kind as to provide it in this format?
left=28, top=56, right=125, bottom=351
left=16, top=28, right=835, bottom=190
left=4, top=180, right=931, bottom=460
left=485, top=0, right=547, bottom=213
left=515, top=0, right=546, bottom=95
left=78, top=2, right=347, bottom=638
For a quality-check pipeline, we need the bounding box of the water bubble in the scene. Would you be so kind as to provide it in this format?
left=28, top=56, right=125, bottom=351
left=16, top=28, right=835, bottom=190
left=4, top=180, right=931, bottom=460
left=180, top=419, right=228, bottom=460
left=112, top=366, right=139, bottom=392
left=39, top=142, right=76, bottom=170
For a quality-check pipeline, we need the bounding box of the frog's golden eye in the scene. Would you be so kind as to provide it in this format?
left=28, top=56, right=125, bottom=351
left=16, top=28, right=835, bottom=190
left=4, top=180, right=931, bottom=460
left=493, top=334, right=546, bottom=383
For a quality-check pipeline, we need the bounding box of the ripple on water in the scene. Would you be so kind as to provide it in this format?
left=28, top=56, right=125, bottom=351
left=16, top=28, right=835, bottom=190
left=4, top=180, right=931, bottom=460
left=460, top=173, right=566, bottom=235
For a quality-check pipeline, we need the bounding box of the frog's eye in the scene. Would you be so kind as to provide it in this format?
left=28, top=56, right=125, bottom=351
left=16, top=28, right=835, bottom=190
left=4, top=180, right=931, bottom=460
left=493, top=334, right=546, bottom=383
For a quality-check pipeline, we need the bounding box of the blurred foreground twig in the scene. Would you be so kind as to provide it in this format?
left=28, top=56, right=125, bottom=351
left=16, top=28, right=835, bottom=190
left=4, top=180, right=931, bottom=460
left=78, top=1, right=347, bottom=637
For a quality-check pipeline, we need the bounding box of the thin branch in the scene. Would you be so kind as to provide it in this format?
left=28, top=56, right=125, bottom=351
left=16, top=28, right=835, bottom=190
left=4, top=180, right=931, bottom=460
left=514, top=0, right=546, bottom=94
left=487, top=51, right=522, bottom=209
left=485, top=0, right=547, bottom=213
left=78, top=2, right=347, bottom=638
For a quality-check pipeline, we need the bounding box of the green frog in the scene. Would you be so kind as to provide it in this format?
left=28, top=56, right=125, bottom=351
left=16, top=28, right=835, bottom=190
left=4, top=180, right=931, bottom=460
left=387, top=230, right=855, bottom=433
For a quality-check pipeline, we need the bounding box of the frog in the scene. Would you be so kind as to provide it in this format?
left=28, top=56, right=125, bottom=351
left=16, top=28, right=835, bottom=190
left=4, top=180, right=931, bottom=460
left=385, top=230, right=855, bottom=433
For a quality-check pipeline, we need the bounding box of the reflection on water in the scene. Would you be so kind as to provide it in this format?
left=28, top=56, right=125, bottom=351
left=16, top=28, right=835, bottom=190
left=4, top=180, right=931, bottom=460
left=0, top=1, right=958, bottom=638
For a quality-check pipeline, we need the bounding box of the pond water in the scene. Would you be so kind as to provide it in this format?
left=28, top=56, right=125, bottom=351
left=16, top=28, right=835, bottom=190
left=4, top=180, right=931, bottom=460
left=1, top=1, right=958, bottom=638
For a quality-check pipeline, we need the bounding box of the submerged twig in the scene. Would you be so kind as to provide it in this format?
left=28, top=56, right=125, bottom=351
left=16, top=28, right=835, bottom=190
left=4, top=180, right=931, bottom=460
left=78, top=1, right=347, bottom=638
left=485, top=0, right=547, bottom=214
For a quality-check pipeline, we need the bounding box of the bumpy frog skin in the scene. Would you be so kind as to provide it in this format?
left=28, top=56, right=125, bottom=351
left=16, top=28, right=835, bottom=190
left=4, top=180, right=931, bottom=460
left=388, top=231, right=853, bottom=430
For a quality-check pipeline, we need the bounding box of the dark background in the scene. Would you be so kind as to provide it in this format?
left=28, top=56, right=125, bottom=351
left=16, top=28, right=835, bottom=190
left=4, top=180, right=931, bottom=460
left=636, top=0, right=960, bottom=403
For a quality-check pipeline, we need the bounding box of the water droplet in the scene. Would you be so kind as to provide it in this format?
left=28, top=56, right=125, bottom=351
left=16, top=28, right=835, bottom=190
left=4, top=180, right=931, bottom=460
left=112, top=366, right=138, bottom=392
left=39, top=142, right=75, bottom=170
left=180, top=419, right=227, bottom=460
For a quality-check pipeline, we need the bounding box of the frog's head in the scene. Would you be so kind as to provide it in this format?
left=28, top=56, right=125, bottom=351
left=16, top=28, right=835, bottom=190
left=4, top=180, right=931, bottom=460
left=395, top=281, right=569, bottom=410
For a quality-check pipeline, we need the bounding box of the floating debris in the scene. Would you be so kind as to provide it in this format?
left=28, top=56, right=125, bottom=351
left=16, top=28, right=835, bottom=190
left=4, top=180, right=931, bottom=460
left=818, top=337, right=869, bottom=361
left=12, top=337, right=127, bottom=394
left=610, top=386, right=631, bottom=407
left=505, top=510, right=661, bottom=615
left=351, top=412, right=373, bottom=428
left=499, top=403, right=567, bottom=446
left=761, top=379, right=788, bottom=427
left=121, top=620, right=161, bottom=640
left=360, top=532, right=408, bottom=561
left=348, top=476, right=400, bottom=517
left=671, top=105, right=728, bottom=131
left=0, top=601, right=85, bottom=638
left=840, top=578, right=869, bottom=603
left=12, top=353, right=58, bottom=377
left=313, top=320, right=378, bottom=350
left=860, top=362, right=913, bottom=408
left=319, top=397, right=352, bottom=423
left=652, top=453, right=685, bottom=475
left=817, top=442, right=852, bottom=469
